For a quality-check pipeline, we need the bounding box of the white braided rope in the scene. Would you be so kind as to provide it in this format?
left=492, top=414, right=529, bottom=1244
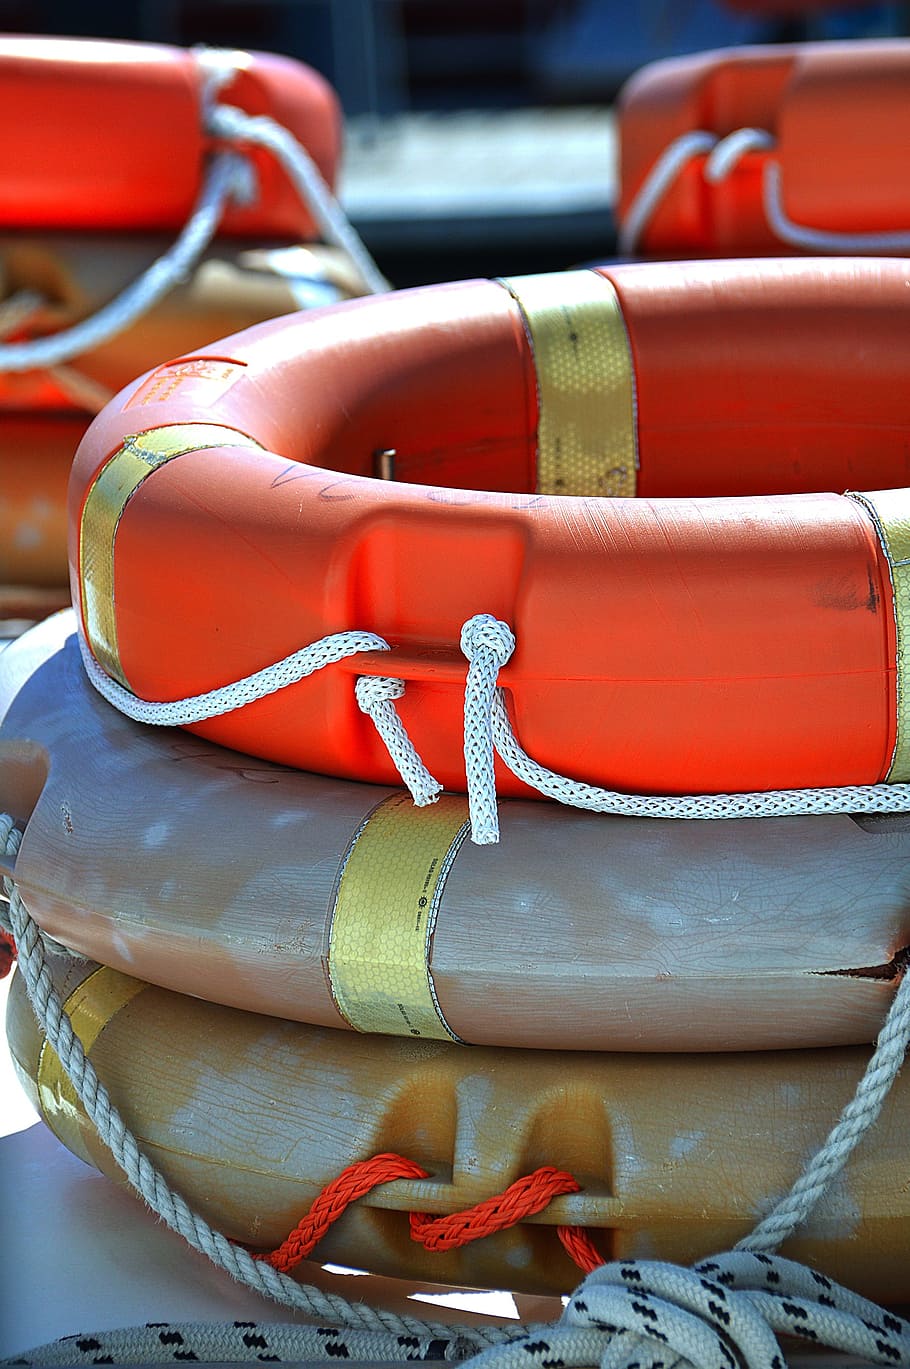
left=78, top=630, right=441, bottom=811
left=79, top=613, right=910, bottom=848
left=78, top=627, right=389, bottom=726
left=459, top=614, right=910, bottom=845
left=619, top=124, right=910, bottom=254
left=2, top=1321, right=455, bottom=1366
left=354, top=675, right=443, bottom=806
left=617, top=129, right=717, bottom=256
left=3, top=815, right=910, bottom=1367
left=0, top=151, right=254, bottom=373
left=206, top=102, right=389, bottom=295
left=0, top=51, right=385, bottom=376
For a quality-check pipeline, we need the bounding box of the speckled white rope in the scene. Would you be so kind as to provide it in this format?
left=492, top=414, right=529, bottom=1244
left=78, top=630, right=439, bottom=810
left=2, top=1320, right=456, bottom=1366
left=619, top=124, right=910, bottom=254
left=6, top=1257, right=910, bottom=1368
left=207, top=102, right=389, bottom=295
left=4, top=816, right=910, bottom=1368
left=0, top=150, right=254, bottom=373
left=78, top=625, right=390, bottom=726
left=79, top=613, right=910, bottom=848
left=460, top=614, right=910, bottom=845
left=460, top=616, right=516, bottom=843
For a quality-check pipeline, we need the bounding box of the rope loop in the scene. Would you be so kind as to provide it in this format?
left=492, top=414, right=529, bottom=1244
left=354, top=674, right=443, bottom=807
left=205, top=100, right=388, bottom=295
left=460, top=615, right=516, bottom=846
left=459, top=614, right=516, bottom=669
left=0, top=47, right=385, bottom=377
left=619, top=123, right=910, bottom=255
left=559, top=1252, right=910, bottom=1369
left=355, top=674, right=405, bottom=709
left=0, top=150, right=252, bottom=374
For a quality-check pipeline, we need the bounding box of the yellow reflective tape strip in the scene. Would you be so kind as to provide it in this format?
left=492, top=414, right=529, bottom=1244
left=848, top=489, right=910, bottom=782
left=326, top=793, right=470, bottom=1042
left=36, top=966, right=146, bottom=1164
left=500, top=270, right=638, bottom=497
left=79, top=423, right=264, bottom=686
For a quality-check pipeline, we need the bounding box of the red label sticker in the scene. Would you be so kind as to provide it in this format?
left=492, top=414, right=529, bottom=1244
left=126, top=357, right=247, bottom=409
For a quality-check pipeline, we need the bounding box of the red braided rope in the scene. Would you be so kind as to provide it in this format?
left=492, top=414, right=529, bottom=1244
left=0, top=928, right=15, bottom=979
left=254, top=1152, right=603, bottom=1276
left=255, top=1153, right=427, bottom=1271
left=409, top=1165, right=580, bottom=1250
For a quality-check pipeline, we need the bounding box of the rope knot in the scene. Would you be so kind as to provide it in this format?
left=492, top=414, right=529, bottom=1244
left=353, top=674, right=405, bottom=712
left=460, top=614, right=516, bottom=846
left=460, top=614, right=516, bottom=669
left=354, top=674, right=442, bottom=808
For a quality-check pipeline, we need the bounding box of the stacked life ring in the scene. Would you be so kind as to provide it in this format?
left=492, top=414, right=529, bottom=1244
left=0, top=35, right=383, bottom=614
left=2, top=618, right=910, bottom=1303
left=617, top=38, right=910, bottom=258
left=3, top=254, right=910, bottom=1333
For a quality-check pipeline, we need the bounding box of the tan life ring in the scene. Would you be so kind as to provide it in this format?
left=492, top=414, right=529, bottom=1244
left=2, top=612, right=908, bottom=1053
left=7, top=950, right=909, bottom=1302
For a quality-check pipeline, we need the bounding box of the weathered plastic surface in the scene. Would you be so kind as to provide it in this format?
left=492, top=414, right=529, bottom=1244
left=1, top=612, right=908, bottom=1052
left=7, top=954, right=909, bottom=1300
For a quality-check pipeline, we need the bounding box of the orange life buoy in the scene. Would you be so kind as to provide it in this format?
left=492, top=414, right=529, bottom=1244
left=0, top=36, right=371, bottom=595
left=70, top=258, right=910, bottom=803
left=0, top=35, right=340, bottom=241
left=618, top=39, right=910, bottom=256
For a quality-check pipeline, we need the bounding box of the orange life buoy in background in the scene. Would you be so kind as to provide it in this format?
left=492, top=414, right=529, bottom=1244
left=0, top=36, right=372, bottom=597
left=70, top=258, right=910, bottom=803
left=617, top=39, right=910, bottom=256
left=0, top=238, right=364, bottom=590
left=0, top=35, right=340, bottom=241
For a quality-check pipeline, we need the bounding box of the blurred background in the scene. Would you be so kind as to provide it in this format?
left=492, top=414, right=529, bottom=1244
left=2, top=0, right=909, bottom=285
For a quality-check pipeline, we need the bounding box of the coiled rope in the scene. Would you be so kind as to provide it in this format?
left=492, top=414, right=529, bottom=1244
left=78, top=613, right=910, bottom=848
left=618, top=125, right=910, bottom=256
left=2, top=815, right=910, bottom=1367
left=0, top=50, right=385, bottom=376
